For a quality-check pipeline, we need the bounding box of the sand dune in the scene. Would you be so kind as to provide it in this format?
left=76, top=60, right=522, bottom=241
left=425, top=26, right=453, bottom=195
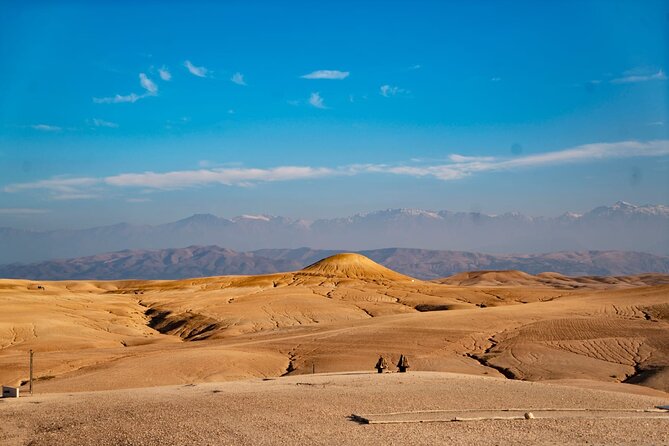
left=1, top=255, right=668, bottom=398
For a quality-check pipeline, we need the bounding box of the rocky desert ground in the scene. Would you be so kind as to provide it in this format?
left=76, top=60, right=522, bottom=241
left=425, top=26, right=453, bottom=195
left=1, top=253, right=668, bottom=444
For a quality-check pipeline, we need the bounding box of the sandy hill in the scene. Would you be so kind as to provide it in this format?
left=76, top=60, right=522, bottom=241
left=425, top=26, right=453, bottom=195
left=0, top=253, right=668, bottom=400
left=298, top=252, right=415, bottom=281
left=437, top=270, right=669, bottom=288
left=438, top=270, right=540, bottom=287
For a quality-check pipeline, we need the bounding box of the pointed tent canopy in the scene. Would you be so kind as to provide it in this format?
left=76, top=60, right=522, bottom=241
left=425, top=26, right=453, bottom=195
left=375, top=356, right=388, bottom=369
left=397, top=354, right=410, bottom=368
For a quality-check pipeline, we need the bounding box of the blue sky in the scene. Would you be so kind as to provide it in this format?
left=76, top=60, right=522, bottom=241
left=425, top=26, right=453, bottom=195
left=1, top=0, right=668, bottom=230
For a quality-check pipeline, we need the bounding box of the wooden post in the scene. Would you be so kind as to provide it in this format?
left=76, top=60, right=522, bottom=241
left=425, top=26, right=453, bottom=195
left=29, top=350, right=34, bottom=396
left=312, top=363, right=315, bottom=374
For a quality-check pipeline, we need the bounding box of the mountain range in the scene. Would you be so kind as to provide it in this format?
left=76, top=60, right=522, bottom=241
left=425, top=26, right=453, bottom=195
left=1, top=245, right=668, bottom=280
left=1, top=201, right=667, bottom=264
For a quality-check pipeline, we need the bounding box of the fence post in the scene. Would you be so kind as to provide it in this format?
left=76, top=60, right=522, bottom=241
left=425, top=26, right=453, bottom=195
left=29, top=350, right=34, bottom=396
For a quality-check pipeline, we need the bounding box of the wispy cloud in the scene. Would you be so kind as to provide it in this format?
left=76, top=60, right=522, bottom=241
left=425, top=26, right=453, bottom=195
left=31, top=124, right=61, bottom=132
left=4, top=177, right=98, bottom=193
left=93, top=93, right=144, bottom=104
left=231, top=72, right=247, bottom=86
left=139, top=73, right=158, bottom=94
left=4, top=177, right=100, bottom=200
left=5, top=140, right=668, bottom=199
left=3, top=167, right=337, bottom=198
left=409, top=64, right=421, bottom=70
left=448, top=154, right=496, bottom=163
left=0, top=208, right=50, bottom=215
left=309, top=92, right=326, bottom=109
left=90, top=118, right=119, bottom=128
left=301, top=70, right=349, bottom=80
left=380, top=85, right=407, bottom=97
left=184, top=60, right=209, bottom=77
left=366, top=140, right=669, bottom=180
left=611, top=69, right=666, bottom=84
left=158, top=66, right=171, bottom=81
left=104, top=166, right=334, bottom=189
left=94, top=72, right=158, bottom=104
left=491, top=77, right=501, bottom=82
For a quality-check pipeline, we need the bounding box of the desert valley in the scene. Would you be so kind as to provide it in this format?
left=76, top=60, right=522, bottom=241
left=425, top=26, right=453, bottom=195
left=1, top=253, right=668, bottom=444
left=3, top=1, right=668, bottom=443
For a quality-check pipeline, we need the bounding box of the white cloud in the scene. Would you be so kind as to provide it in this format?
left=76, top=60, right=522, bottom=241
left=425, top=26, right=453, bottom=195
left=158, top=66, right=172, bottom=81
left=3, top=167, right=335, bottom=198
left=309, top=92, right=326, bottom=109
left=139, top=73, right=158, bottom=94
left=231, top=72, right=247, bottom=86
left=364, top=140, right=669, bottom=180
left=380, top=85, right=407, bottom=97
left=491, top=77, right=501, bottom=82
left=126, top=197, right=151, bottom=203
left=5, top=140, right=668, bottom=199
left=0, top=208, right=49, bottom=215
left=611, top=69, right=667, bottom=84
left=301, top=70, right=349, bottom=80
left=93, top=72, right=157, bottom=105
left=494, top=140, right=669, bottom=168
left=104, top=166, right=334, bottom=189
left=91, top=118, right=119, bottom=128
left=31, top=124, right=61, bottom=132
left=93, top=93, right=145, bottom=104
left=94, top=69, right=161, bottom=105
left=3, top=176, right=100, bottom=200
left=448, top=154, right=496, bottom=163
left=348, top=163, right=467, bottom=180
left=184, top=60, right=209, bottom=77
left=409, top=64, right=421, bottom=70
left=4, top=177, right=98, bottom=193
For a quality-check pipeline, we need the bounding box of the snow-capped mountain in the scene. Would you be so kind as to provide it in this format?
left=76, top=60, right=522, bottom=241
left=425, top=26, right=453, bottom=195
left=0, top=202, right=667, bottom=264
left=585, top=201, right=669, bottom=218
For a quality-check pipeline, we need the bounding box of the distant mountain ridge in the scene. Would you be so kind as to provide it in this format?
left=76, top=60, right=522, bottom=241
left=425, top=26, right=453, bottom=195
left=1, top=245, right=668, bottom=281
left=1, top=201, right=667, bottom=264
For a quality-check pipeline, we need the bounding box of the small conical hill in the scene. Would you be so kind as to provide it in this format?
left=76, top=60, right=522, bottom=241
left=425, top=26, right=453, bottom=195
left=299, top=253, right=415, bottom=281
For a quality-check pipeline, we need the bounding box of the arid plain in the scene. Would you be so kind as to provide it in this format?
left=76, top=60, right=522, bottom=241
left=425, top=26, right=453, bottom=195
left=1, top=253, right=668, bottom=445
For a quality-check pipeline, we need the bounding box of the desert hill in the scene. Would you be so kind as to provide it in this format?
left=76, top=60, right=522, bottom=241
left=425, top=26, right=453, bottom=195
left=437, top=270, right=669, bottom=288
left=299, top=253, right=415, bottom=281
left=0, top=253, right=668, bottom=398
